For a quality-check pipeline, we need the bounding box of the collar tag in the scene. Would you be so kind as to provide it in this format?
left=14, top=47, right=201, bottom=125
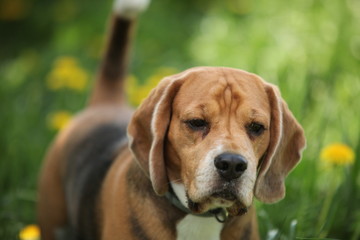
left=210, top=208, right=229, bottom=223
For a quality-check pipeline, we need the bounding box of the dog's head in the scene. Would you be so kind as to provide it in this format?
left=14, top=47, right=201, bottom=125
left=128, top=67, right=305, bottom=216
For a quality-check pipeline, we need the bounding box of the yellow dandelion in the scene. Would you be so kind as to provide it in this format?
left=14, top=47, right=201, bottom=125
left=125, top=75, right=140, bottom=106
left=125, top=67, right=178, bottom=106
left=125, top=75, right=156, bottom=106
left=54, top=56, right=78, bottom=67
left=19, top=224, right=40, bottom=240
left=133, top=85, right=155, bottom=106
left=146, top=67, right=178, bottom=86
left=65, top=67, right=88, bottom=91
left=48, top=111, right=72, bottom=131
left=46, top=56, right=89, bottom=91
left=320, top=143, right=355, bottom=166
left=46, top=67, right=66, bottom=90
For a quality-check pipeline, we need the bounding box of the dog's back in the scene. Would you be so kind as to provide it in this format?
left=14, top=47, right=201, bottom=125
left=37, top=1, right=146, bottom=239
left=64, top=124, right=127, bottom=240
left=38, top=106, right=133, bottom=240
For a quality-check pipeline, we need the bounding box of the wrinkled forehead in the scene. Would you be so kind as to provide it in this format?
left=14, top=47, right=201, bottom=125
left=173, top=68, right=270, bottom=115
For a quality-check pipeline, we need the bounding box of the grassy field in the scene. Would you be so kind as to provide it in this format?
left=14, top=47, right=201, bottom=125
left=1, top=0, right=360, bottom=239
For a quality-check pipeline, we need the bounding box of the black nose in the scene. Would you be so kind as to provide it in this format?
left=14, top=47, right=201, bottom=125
left=214, top=153, right=248, bottom=181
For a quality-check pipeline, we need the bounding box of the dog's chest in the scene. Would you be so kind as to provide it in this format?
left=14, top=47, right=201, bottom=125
left=176, top=214, right=223, bottom=240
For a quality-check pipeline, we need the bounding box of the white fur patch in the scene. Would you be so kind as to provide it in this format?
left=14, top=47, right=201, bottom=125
left=196, top=144, right=225, bottom=190
left=170, top=183, right=223, bottom=239
left=176, top=215, right=223, bottom=240
left=171, top=182, right=188, bottom=208
left=113, top=0, right=150, bottom=19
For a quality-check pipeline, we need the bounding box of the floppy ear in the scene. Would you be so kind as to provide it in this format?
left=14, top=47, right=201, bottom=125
left=127, top=74, right=185, bottom=196
left=254, top=83, right=306, bottom=203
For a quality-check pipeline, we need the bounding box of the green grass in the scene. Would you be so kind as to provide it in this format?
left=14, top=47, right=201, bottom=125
left=1, top=0, right=360, bottom=239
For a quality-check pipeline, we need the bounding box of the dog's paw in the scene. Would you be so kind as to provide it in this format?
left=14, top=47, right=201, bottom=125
left=113, top=0, right=151, bottom=19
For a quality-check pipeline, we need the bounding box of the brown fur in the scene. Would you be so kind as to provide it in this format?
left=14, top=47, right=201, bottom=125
left=38, top=10, right=305, bottom=240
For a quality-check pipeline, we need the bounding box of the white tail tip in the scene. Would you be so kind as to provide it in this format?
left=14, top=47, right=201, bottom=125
left=113, top=0, right=151, bottom=19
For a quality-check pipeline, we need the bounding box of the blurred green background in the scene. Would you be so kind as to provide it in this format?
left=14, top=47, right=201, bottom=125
left=1, top=0, right=360, bottom=239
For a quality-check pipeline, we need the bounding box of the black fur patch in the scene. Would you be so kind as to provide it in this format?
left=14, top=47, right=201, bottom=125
left=129, top=210, right=151, bottom=240
left=65, top=124, right=127, bottom=240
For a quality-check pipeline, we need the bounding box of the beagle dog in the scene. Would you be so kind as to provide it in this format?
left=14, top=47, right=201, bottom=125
left=37, top=0, right=306, bottom=239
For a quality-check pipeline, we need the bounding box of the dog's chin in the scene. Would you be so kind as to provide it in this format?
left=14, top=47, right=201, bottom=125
left=187, top=189, right=250, bottom=217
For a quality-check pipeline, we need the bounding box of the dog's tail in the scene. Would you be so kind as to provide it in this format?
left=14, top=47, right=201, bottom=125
left=88, top=0, right=150, bottom=106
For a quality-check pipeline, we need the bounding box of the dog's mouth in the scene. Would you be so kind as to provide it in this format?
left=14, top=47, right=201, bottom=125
left=211, top=190, right=237, bottom=201
left=186, top=188, right=248, bottom=217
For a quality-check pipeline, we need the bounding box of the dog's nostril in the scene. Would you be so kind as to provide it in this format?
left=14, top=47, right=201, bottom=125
left=235, top=162, right=247, bottom=172
left=214, top=153, right=248, bottom=181
left=215, top=160, right=229, bottom=171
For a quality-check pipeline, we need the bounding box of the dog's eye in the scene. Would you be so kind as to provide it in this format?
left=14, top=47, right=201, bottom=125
left=185, top=119, right=209, bottom=131
left=246, top=122, right=265, bottom=137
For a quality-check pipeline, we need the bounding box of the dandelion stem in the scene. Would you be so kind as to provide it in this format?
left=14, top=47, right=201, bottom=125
left=316, top=173, right=337, bottom=237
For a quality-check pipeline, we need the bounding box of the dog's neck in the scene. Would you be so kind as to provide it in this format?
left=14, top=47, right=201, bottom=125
left=127, top=160, right=225, bottom=239
left=168, top=183, right=225, bottom=240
